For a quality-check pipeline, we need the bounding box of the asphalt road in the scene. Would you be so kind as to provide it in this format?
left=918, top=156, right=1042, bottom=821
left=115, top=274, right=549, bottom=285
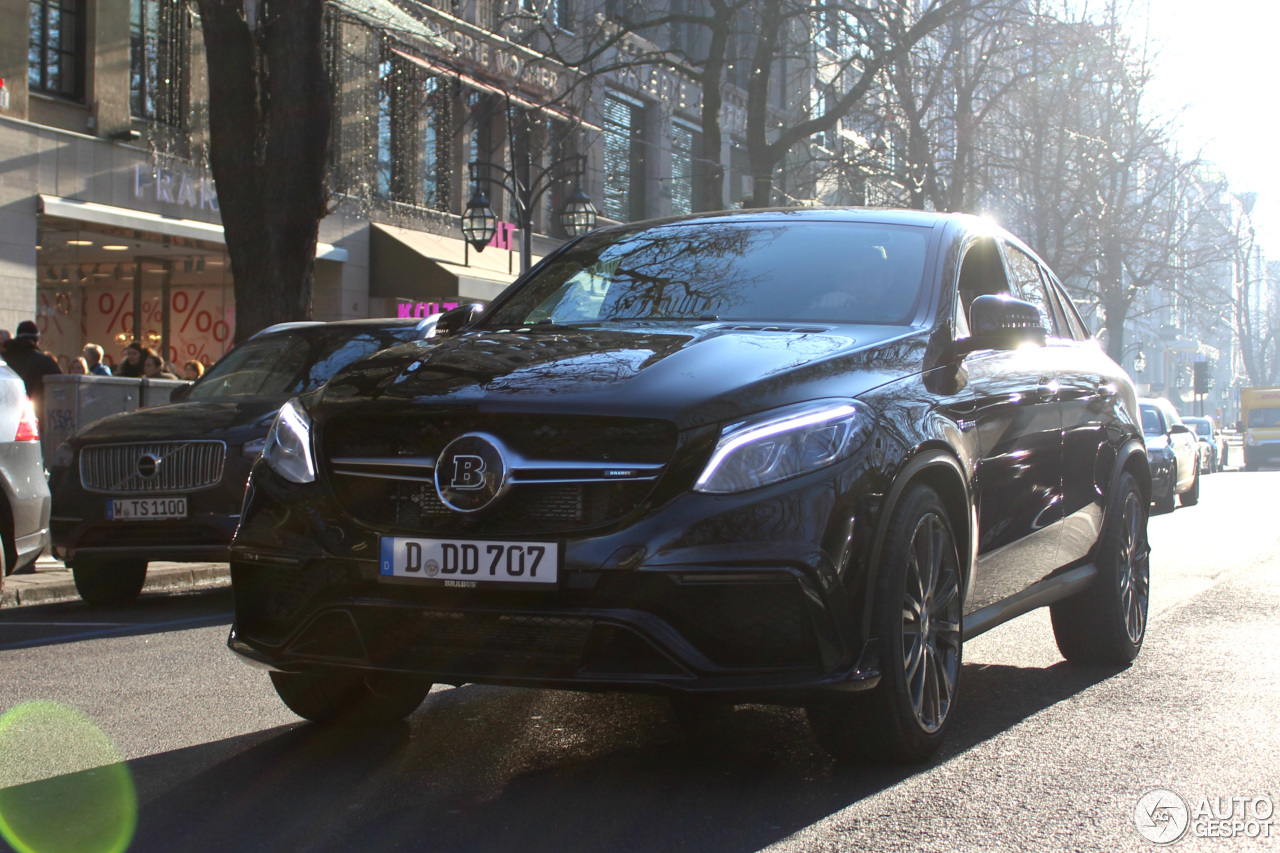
left=1, top=458, right=1277, bottom=852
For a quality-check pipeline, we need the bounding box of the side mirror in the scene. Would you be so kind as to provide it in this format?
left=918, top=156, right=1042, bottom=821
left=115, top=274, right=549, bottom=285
left=958, top=294, right=1047, bottom=354
left=436, top=302, right=486, bottom=336
left=1169, top=423, right=1191, bottom=436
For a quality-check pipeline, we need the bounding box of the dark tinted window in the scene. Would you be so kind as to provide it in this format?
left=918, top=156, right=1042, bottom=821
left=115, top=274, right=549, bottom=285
left=1004, top=245, right=1059, bottom=336
left=489, top=221, right=931, bottom=327
left=1140, top=405, right=1164, bottom=436
left=187, top=327, right=416, bottom=401
left=1249, top=407, right=1280, bottom=428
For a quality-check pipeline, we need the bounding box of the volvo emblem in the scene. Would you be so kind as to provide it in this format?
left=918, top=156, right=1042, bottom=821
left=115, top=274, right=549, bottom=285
left=435, top=433, right=508, bottom=512
left=137, top=453, right=160, bottom=478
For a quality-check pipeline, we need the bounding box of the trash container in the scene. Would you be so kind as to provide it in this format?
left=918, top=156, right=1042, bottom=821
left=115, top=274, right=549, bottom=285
left=41, top=375, right=141, bottom=461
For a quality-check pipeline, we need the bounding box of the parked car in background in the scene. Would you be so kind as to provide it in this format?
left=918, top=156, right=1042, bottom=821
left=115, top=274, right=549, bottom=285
left=229, top=208, right=1150, bottom=764
left=1140, top=398, right=1200, bottom=513
left=1182, top=415, right=1227, bottom=473
left=0, top=361, right=51, bottom=586
left=49, top=317, right=438, bottom=606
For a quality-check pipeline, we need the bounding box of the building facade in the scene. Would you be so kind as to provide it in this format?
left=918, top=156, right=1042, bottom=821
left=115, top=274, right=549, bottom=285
left=2, top=0, right=822, bottom=371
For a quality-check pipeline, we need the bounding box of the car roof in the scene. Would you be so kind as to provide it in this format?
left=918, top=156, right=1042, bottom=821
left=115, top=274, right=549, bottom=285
left=586, top=206, right=976, bottom=236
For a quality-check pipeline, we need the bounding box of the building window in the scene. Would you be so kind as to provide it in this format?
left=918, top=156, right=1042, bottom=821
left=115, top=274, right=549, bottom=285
left=131, top=0, right=188, bottom=124
left=28, top=0, right=84, bottom=100
left=602, top=92, right=646, bottom=222
left=376, top=59, right=395, bottom=199
left=553, top=0, right=572, bottom=30
left=670, top=122, right=699, bottom=216
left=419, top=77, right=449, bottom=212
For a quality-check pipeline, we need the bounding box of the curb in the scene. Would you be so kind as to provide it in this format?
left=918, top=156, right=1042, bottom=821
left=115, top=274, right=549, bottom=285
left=2, top=563, right=231, bottom=608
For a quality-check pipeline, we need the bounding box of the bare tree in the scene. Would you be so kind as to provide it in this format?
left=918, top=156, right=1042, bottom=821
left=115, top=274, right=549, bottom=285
left=196, top=0, right=333, bottom=342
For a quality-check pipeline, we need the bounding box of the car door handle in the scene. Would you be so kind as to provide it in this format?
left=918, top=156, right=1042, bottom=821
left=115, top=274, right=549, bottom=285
left=1036, top=377, right=1059, bottom=401
left=1095, top=381, right=1117, bottom=398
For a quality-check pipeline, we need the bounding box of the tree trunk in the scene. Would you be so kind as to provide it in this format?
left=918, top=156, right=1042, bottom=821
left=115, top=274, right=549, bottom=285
left=197, top=0, right=332, bottom=342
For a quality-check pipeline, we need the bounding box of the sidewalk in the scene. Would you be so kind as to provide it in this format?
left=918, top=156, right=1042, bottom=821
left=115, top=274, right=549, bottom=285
left=2, top=555, right=230, bottom=608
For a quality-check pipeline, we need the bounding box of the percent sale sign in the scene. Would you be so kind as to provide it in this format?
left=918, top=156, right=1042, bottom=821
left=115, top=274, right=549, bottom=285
left=84, top=288, right=234, bottom=368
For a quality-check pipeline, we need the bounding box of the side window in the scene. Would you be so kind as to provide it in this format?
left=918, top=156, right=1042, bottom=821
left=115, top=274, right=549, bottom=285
left=1003, top=244, right=1059, bottom=337
left=956, top=237, right=1010, bottom=325
left=1045, top=272, right=1090, bottom=340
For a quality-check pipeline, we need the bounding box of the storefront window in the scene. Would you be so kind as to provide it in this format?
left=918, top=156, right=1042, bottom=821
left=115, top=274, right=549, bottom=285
left=130, top=0, right=188, bottom=125
left=602, top=91, right=646, bottom=222
left=28, top=0, right=84, bottom=100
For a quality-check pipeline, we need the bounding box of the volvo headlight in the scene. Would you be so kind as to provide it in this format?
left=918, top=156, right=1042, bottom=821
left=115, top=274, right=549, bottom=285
left=262, top=398, right=316, bottom=484
left=694, top=401, right=868, bottom=494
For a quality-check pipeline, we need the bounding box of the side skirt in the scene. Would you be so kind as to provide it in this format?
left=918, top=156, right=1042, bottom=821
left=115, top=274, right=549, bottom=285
left=963, top=563, right=1097, bottom=641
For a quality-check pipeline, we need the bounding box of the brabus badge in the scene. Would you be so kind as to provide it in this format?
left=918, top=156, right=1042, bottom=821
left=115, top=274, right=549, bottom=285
left=435, top=433, right=508, bottom=512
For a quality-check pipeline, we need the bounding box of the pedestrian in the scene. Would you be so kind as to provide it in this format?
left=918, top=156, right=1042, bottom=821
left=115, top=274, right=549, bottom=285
left=142, top=353, right=180, bottom=380
left=116, top=341, right=146, bottom=377
left=0, top=330, right=9, bottom=346
left=82, top=343, right=112, bottom=376
left=68, top=357, right=89, bottom=375
left=182, top=359, right=204, bottom=381
left=0, top=320, right=62, bottom=419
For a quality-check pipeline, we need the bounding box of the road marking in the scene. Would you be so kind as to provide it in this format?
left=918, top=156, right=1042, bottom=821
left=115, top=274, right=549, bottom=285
left=0, top=613, right=233, bottom=651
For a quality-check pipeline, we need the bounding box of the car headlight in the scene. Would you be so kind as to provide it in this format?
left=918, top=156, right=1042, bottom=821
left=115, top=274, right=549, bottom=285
left=694, top=401, right=868, bottom=494
left=52, top=441, right=75, bottom=469
left=262, top=398, right=316, bottom=484
left=1246, top=433, right=1257, bottom=446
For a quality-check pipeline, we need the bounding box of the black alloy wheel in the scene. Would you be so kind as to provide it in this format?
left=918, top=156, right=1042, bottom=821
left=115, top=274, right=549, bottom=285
left=71, top=559, right=148, bottom=607
left=808, top=484, right=962, bottom=763
left=1050, top=471, right=1149, bottom=665
left=270, top=669, right=433, bottom=724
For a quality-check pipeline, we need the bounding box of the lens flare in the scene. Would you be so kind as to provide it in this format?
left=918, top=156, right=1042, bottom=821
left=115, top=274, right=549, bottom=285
left=0, top=701, right=136, bottom=853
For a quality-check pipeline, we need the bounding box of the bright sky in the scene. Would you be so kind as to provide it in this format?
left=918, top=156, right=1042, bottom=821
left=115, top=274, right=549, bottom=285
left=1135, top=0, right=1280, bottom=250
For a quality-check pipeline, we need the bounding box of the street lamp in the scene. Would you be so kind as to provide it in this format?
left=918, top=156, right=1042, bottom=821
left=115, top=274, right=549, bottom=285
left=461, top=153, right=597, bottom=274
left=1133, top=345, right=1146, bottom=375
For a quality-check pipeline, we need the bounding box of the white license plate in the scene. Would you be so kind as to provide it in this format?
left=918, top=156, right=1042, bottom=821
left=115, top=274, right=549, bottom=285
left=380, top=537, right=558, bottom=587
left=106, top=496, right=188, bottom=521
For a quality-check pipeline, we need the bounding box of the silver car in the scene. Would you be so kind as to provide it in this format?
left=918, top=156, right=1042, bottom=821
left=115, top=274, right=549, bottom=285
left=0, top=361, right=52, bottom=582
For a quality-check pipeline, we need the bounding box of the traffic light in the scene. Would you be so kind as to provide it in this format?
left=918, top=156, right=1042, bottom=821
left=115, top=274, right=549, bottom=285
left=1193, top=361, right=1209, bottom=396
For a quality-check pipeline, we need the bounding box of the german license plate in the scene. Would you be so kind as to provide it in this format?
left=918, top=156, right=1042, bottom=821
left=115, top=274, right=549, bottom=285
left=106, top=496, right=188, bottom=521
left=380, top=537, right=558, bottom=587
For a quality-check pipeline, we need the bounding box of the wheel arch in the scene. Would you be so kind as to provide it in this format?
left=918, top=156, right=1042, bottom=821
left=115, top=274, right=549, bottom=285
left=1100, top=438, right=1152, bottom=548
left=858, top=445, right=972, bottom=643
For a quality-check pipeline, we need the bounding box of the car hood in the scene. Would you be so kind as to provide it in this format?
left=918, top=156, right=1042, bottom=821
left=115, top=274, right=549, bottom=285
left=71, top=400, right=283, bottom=446
left=320, top=322, right=929, bottom=429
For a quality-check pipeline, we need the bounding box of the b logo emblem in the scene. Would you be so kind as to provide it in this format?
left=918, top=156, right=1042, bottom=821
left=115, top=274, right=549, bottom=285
left=435, top=433, right=508, bottom=512
left=450, top=455, right=487, bottom=490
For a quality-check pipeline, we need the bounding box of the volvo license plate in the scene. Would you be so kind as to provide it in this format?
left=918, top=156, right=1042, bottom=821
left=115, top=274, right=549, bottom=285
left=106, top=497, right=188, bottom=521
left=379, top=537, right=558, bottom=587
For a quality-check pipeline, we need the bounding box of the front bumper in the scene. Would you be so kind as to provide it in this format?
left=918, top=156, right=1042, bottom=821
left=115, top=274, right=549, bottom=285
left=228, top=455, right=886, bottom=702
left=49, top=459, right=251, bottom=565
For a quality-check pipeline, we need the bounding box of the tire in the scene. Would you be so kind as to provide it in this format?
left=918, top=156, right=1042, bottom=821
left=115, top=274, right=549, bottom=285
left=1154, top=464, right=1176, bottom=514
left=1050, top=471, right=1148, bottom=665
left=1180, top=463, right=1200, bottom=507
left=808, top=484, right=962, bottom=763
left=270, top=669, right=432, bottom=724
left=71, top=559, right=147, bottom=607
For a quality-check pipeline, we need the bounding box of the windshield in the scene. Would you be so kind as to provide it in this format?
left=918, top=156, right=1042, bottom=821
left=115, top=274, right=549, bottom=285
left=486, top=221, right=931, bottom=327
left=1140, top=405, right=1164, bottom=437
left=1248, top=407, right=1280, bottom=428
left=186, top=327, right=418, bottom=401
left=1184, top=418, right=1212, bottom=438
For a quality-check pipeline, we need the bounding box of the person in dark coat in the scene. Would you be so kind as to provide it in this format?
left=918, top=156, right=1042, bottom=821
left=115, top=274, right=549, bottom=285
left=0, top=320, right=62, bottom=419
left=115, top=341, right=146, bottom=377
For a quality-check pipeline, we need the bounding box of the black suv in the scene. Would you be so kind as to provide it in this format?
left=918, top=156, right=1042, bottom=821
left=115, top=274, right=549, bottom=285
left=229, top=209, right=1149, bottom=762
left=49, top=317, right=437, bottom=606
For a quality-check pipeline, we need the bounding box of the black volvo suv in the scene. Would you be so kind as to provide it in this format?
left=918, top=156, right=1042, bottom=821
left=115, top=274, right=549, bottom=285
left=229, top=209, right=1150, bottom=762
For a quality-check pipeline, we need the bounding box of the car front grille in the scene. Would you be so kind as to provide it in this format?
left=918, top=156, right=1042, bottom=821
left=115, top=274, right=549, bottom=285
left=80, top=441, right=226, bottom=494
left=323, top=413, right=677, bottom=535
